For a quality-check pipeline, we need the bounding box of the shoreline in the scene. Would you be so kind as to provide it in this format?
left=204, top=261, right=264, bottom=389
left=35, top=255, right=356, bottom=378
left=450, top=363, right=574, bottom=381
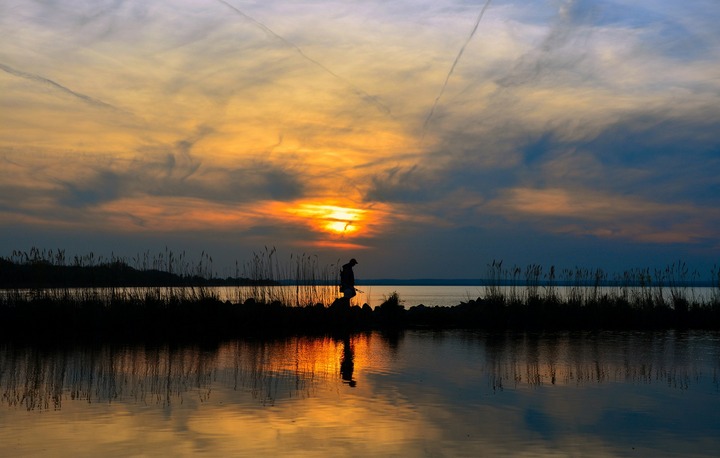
left=2, top=292, right=719, bottom=343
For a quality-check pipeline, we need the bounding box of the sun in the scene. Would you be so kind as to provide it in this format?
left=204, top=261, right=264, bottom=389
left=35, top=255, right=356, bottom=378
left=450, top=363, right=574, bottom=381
left=326, top=220, right=352, bottom=234
left=293, top=203, right=366, bottom=236
left=324, top=208, right=360, bottom=234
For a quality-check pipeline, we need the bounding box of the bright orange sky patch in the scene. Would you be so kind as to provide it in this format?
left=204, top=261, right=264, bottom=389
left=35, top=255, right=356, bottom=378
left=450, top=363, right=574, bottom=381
left=292, top=203, right=367, bottom=236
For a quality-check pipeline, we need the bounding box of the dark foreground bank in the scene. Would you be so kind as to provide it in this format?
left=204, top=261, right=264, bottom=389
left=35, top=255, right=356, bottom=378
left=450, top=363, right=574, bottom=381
left=2, top=290, right=719, bottom=343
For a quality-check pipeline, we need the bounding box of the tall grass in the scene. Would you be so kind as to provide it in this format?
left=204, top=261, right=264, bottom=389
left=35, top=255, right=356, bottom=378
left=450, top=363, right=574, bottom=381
left=233, top=248, right=341, bottom=306
left=1, top=249, right=719, bottom=340
left=0, top=246, right=346, bottom=320
left=482, top=259, right=716, bottom=310
left=457, top=259, right=720, bottom=330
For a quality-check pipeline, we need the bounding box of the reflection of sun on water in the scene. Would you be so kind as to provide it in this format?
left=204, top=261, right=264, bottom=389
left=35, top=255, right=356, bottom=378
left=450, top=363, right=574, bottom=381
left=215, top=335, right=374, bottom=384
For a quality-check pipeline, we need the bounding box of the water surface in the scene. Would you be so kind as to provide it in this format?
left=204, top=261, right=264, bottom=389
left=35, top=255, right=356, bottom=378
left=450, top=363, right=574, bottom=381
left=1, top=330, right=719, bottom=456
left=4, top=285, right=716, bottom=308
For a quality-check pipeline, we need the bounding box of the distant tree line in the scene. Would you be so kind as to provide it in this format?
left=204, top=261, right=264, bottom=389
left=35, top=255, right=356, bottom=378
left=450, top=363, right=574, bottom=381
left=0, top=248, right=277, bottom=288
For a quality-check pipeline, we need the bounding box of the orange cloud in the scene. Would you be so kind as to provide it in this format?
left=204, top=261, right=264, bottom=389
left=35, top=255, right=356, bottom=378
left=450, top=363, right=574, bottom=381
left=94, top=197, right=268, bottom=232
left=490, top=187, right=720, bottom=245
left=494, top=187, right=684, bottom=220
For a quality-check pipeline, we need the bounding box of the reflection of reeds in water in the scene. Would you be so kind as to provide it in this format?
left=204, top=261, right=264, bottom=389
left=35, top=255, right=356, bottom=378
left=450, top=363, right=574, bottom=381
left=2, top=331, right=716, bottom=412
left=479, top=331, right=714, bottom=392
left=0, top=344, right=218, bottom=410
left=0, top=336, right=362, bottom=411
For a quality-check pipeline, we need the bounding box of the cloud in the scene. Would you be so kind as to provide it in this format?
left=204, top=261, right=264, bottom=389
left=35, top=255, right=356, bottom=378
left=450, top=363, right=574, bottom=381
left=422, top=0, right=494, bottom=137
left=364, top=166, right=443, bottom=204
left=215, top=0, right=392, bottom=116
left=487, top=186, right=720, bottom=244
left=52, top=158, right=306, bottom=209
left=1, top=0, right=719, bottom=275
left=58, top=170, right=125, bottom=208
left=0, top=62, right=119, bottom=111
left=496, top=0, right=599, bottom=89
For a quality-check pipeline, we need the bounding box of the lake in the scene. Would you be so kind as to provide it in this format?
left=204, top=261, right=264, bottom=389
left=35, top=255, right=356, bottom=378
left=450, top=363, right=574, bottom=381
left=7, top=284, right=715, bottom=309
left=2, top=329, right=719, bottom=456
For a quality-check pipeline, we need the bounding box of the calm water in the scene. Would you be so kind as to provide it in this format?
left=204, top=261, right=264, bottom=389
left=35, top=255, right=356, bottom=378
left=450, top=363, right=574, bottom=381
left=1, top=330, right=719, bottom=457
left=9, top=285, right=714, bottom=308
left=277, top=284, right=718, bottom=308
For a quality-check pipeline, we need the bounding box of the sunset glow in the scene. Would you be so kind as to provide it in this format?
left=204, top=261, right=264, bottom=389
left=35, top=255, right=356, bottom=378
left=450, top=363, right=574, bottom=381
left=1, top=0, right=718, bottom=276
left=293, top=204, right=366, bottom=236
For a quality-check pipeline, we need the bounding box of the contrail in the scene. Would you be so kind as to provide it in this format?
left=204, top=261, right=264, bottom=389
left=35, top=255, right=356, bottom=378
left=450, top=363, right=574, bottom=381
left=422, top=0, right=493, bottom=138
left=0, top=62, right=118, bottom=111
left=215, top=0, right=391, bottom=116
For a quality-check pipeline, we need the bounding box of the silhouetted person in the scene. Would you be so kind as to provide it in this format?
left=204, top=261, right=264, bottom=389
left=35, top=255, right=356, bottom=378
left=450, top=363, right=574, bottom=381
left=339, top=258, right=358, bottom=307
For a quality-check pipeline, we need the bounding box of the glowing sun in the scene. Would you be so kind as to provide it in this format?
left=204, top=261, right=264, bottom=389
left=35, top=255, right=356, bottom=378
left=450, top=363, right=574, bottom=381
left=294, top=203, right=366, bottom=236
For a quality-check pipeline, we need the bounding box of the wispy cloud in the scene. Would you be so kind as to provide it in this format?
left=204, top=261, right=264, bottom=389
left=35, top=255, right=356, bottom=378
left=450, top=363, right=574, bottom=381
left=487, top=185, right=720, bottom=244
left=0, top=62, right=118, bottom=111
left=1, top=0, right=719, bottom=275
left=422, top=0, right=493, bottom=137
left=215, top=0, right=392, bottom=116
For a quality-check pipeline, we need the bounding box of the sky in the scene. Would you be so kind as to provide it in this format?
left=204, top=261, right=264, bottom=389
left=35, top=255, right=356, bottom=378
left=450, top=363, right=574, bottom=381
left=1, top=0, right=719, bottom=279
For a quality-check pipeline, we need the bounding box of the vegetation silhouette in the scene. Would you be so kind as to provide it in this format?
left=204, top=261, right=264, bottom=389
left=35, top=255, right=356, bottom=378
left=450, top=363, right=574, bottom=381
left=1, top=249, right=719, bottom=343
left=0, top=247, right=277, bottom=288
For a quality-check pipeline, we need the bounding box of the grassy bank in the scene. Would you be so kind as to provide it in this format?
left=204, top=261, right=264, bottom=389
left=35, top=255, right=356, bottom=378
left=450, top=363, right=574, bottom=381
left=1, top=250, right=719, bottom=342
left=2, top=288, right=719, bottom=343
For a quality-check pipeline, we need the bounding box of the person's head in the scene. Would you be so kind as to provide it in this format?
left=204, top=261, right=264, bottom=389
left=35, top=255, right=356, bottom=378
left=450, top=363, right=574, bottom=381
left=349, top=258, right=358, bottom=266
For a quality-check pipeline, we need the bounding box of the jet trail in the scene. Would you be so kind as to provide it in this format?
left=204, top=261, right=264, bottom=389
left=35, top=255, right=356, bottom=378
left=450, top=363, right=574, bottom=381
left=215, top=0, right=391, bottom=116
left=422, top=0, right=493, bottom=138
left=0, top=62, right=118, bottom=111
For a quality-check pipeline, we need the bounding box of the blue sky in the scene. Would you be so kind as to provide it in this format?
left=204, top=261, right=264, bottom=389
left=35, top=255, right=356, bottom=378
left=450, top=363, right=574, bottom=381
left=1, top=0, right=718, bottom=279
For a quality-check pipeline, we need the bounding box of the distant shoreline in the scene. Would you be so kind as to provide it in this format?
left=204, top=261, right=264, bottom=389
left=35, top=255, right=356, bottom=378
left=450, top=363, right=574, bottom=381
left=3, top=250, right=718, bottom=289
left=0, top=258, right=278, bottom=289
left=355, top=278, right=718, bottom=288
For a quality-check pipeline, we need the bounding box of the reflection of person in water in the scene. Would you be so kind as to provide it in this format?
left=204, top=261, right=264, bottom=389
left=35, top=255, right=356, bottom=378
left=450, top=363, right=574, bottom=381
left=339, top=258, right=358, bottom=306
left=340, top=336, right=356, bottom=387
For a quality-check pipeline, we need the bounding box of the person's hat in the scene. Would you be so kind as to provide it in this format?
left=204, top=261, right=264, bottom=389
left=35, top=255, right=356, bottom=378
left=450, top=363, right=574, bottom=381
left=349, top=258, right=358, bottom=265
